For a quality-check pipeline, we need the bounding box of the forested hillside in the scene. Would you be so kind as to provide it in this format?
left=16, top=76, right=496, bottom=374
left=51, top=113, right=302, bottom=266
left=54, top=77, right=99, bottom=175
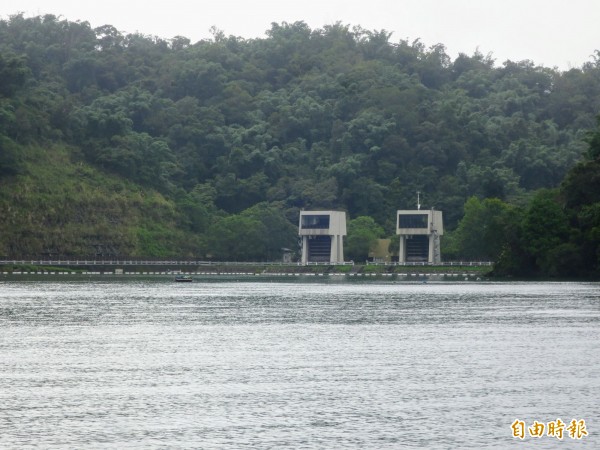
left=1, top=14, right=600, bottom=273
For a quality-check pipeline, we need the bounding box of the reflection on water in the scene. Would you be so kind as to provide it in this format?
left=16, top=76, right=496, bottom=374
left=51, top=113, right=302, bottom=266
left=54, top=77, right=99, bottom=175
left=1, top=278, right=599, bottom=448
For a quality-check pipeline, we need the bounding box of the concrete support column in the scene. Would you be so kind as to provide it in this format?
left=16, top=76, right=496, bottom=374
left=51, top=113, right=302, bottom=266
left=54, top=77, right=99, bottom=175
left=330, top=235, right=338, bottom=263
left=428, top=235, right=434, bottom=264
left=301, top=236, right=308, bottom=265
left=398, top=236, right=406, bottom=263
left=327, top=235, right=345, bottom=263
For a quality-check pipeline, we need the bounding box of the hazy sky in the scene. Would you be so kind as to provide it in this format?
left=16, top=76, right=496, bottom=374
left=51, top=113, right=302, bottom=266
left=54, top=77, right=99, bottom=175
left=2, top=0, right=599, bottom=70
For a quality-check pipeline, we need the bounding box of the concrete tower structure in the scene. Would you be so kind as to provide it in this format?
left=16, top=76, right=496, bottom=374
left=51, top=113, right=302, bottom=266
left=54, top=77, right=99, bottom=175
left=396, top=209, right=443, bottom=264
left=299, top=211, right=347, bottom=264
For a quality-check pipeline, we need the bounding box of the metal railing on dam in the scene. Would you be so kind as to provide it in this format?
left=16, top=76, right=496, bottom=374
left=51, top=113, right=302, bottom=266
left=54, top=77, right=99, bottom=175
left=0, top=260, right=346, bottom=266
left=0, top=259, right=493, bottom=267
left=366, top=261, right=493, bottom=266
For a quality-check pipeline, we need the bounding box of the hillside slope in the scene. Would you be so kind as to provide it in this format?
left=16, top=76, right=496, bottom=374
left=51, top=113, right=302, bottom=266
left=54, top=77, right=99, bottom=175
left=0, top=144, right=199, bottom=257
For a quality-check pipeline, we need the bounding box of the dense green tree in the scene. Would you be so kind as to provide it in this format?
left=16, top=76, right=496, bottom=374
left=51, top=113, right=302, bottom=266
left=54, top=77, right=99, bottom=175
left=206, top=214, right=267, bottom=260
left=241, top=202, right=298, bottom=259
left=520, top=189, right=573, bottom=274
left=558, top=118, right=600, bottom=274
left=346, top=216, right=384, bottom=262
left=0, top=52, right=29, bottom=97
left=491, top=188, right=583, bottom=277
left=445, top=197, right=513, bottom=261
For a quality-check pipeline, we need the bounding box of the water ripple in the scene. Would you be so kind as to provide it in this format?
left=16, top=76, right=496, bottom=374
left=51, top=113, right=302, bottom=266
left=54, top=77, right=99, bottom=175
left=0, top=279, right=599, bottom=448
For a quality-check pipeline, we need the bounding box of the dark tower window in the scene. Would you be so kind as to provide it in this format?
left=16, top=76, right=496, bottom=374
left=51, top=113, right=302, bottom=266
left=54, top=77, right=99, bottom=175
left=301, top=215, right=330, bottom=229
left=398, top=214, right=428, bottom=228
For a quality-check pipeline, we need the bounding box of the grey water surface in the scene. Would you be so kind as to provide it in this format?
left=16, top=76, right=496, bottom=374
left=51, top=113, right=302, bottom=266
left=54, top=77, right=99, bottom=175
left=0, top=278, right=598, bottom=449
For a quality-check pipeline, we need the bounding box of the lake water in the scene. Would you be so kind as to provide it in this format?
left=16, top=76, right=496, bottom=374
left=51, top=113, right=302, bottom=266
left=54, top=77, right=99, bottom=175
left=0, top=277, right=599, bottom=448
